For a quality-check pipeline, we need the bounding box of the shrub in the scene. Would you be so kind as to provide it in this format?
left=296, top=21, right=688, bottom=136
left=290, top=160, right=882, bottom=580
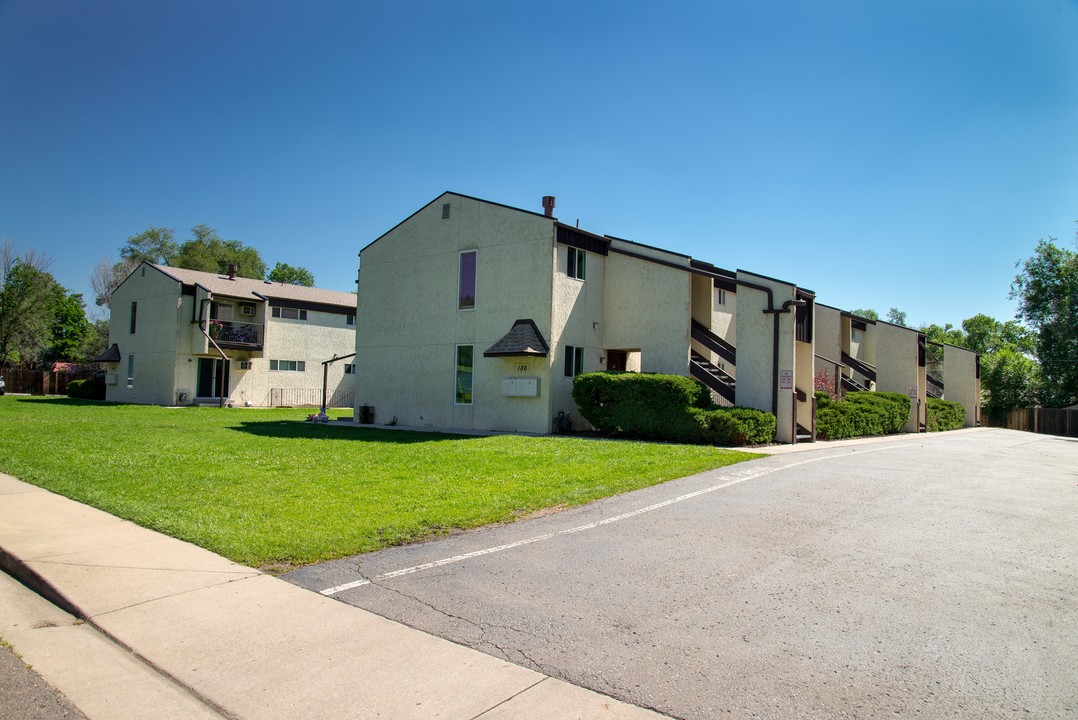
left=926, top=397, right=965, bottom=432
left=572, top=371, right=775, bottom=446
left=816, top=391, right=910, bottom=440
left=67, top=378, right=106, bottom=400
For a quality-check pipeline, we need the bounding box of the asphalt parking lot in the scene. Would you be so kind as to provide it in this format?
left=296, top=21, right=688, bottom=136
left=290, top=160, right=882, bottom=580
left=285, top=429, right=1078, bottom=719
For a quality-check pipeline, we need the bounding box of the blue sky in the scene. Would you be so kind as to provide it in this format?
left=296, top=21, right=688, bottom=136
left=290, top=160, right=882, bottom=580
left=2, top=0, right=1076, bottom=329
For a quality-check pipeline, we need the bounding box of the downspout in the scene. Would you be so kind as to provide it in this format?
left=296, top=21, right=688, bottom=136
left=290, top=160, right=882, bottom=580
left=766, top=299, right=806, bottom=443
left=197, top=296, right=231, bottom=408
left=736, top=279, right=793, bottom=416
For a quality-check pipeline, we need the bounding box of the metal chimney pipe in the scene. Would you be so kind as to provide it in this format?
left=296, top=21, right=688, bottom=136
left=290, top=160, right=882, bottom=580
left=542, top=196, right=556, bottom=217
left=227, top=263, right=237, bottom=280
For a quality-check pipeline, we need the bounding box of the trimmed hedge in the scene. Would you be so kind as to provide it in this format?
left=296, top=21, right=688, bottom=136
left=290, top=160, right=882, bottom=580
left=572, top=371, right=775, bottom=446
left=926, top=397, right=965, bottom=432
left=816, top=391, right=911, bottom=440
left=67, top=378, right=106, bottom=400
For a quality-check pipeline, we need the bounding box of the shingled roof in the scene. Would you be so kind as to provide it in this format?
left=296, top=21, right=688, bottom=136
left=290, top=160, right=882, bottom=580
left=146, top=263, right=356, bottom=308
left=484, top=319, right=550, bottom=357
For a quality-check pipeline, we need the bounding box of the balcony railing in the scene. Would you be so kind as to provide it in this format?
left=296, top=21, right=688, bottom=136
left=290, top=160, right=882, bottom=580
left=208, top=320, right=262, bottom=348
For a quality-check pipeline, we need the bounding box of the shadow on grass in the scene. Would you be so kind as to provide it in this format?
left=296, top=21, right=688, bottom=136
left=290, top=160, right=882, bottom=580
left=227, top=420, right=476, bottom=443
left=12, top=396, right=111, bottom=407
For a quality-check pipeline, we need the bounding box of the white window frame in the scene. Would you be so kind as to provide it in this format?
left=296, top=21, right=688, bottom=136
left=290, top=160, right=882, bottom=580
left=567, top=247, right=586, bottom=280
left=269, top=359, right=306, bottom=372
left=271, top=307, right=308, bottom=321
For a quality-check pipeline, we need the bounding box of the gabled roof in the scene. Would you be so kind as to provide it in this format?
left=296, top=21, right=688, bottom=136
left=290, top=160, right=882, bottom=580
left=145, top=263, right=355, bottom=308
left=484, top=319, right=550, bottom=358
left=361, top=191, right=554, bottom=254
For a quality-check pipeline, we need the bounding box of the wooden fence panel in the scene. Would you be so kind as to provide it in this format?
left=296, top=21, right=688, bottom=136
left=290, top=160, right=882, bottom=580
left=989, top=407, right=1078, bottom=438
left=1, top=369, right=95, bottom=395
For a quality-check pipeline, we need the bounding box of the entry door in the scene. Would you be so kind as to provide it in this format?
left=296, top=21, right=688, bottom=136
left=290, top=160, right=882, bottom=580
left=607, top=350, right=628, bottom=372
left=197, top=358, right=230, bottom=398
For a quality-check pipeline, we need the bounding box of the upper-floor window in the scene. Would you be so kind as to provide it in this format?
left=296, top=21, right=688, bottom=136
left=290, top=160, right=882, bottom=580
left=272, top=307, right=308, bottom=321
left=714, top=288, right=726, bottom=307
left=564, top=345, right=585, bottom=377
left=269, top=359, right=306, bottom=372
left=458, top=250, right=476, bottom=310
left=346, top=314, right=355, bottom=326
left=567, top=247, right=586, bottom=280
left=344, top=363, right=356, bottom=374
left=129, top=302, right=137, bottom=334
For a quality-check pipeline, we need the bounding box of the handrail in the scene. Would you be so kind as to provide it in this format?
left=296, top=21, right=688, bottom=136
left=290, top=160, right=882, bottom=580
left=690, top=320, right=736, bottom=365
left=841, top=351, right=877, bottom=382
left=689, top=356, right=735, bottom=404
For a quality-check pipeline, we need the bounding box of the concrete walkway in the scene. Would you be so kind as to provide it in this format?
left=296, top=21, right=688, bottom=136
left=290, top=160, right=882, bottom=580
left=0, top=473, right=666, bottom=720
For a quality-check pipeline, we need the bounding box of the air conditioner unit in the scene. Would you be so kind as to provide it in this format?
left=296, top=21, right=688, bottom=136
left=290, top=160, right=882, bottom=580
left=240, top=304, right=256, bottom=317
left=239, top=361, right=253, bottom=370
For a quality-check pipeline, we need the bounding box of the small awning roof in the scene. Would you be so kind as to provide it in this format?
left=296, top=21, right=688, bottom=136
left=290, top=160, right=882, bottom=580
left=484, top=319, right=549, bottom=358
left=92, top=343, right=122, bottom=363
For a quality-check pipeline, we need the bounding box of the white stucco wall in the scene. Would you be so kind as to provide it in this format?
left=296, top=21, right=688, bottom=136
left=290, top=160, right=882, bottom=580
left=943, top=344, right=980, bottom=427
left=105, top=265, right=183, bottom=405
left=814, top=304, right=842, bottom=389
left=602, top=244, right=691, bottom=376
left=355, top=193, right=557, bottom=434
left=734, top=270, right=800, bottom=443
left=875, top=323, right=923, bottom=433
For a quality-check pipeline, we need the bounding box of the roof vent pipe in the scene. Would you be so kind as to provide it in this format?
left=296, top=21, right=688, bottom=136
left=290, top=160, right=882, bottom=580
left=542, top=196, right=556, bottom=217
left=227, top=263, right=237, bottom=280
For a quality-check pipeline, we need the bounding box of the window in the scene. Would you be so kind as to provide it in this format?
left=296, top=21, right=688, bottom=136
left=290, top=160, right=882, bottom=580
left=458, top=251, right=476, bottom=310
left=455, top=345, right=473, bottom=404
left=126, top=355, right=134, bottom=386
left=564, top=345, right=585, bottom=377
left=567, top=247, right=586, bottom=280
left=714, top=288, right=726, bottom=306
left=272, top=307, right=308, bottom=321
left=269, top=359, right=306, bottom=372
left=442, top=203, right=451, bottom=219
left=129, top=302, right=137, bottom=334
left=344, top=363, right=356, bottom=374
left=346, top=314, right=355, bottom=326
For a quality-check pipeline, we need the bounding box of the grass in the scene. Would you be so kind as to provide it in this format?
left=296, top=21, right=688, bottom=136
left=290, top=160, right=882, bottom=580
left=0, top=397, right=761, bottom=570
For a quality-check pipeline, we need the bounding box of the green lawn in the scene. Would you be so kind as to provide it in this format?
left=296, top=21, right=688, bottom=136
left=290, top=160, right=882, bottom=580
left=0, top=397, right=761, bottom=570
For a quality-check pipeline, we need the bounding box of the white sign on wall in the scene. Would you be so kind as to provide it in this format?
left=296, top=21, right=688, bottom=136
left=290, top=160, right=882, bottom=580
left=779, top=370, right=793, bottom=390
left=502, top=377, right=540, bottom=397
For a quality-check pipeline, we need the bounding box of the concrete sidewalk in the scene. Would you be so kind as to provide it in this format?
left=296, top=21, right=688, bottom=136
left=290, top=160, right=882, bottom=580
left=0, top=473, right=666, bottom=720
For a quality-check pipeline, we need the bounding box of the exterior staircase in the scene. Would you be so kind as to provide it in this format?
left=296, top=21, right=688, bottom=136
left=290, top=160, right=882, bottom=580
left=689, top=350, right=736, bottom=406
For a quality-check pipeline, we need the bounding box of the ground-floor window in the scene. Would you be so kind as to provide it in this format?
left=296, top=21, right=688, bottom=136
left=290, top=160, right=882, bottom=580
left=126, top=355, right=135, bottom=387
left=455, top=345, right=473, bottom=404
left=269, top=359, right=306, bottom=372
left=564, top=345, right=584, bottom=377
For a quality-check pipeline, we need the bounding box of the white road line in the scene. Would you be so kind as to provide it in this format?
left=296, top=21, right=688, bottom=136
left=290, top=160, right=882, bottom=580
left=320, top=443, right=916, bottom=596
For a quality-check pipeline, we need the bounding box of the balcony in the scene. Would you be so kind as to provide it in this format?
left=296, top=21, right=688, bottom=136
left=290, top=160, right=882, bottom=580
left=208, top=320, right=263, bottom=349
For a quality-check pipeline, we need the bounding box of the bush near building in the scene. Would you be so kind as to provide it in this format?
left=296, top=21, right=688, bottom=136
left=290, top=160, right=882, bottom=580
left=66, top=378, right=106, bottom=400
left=815, top=390, right=910, bottom=440
left=926, top=397, right=966, bottom=432
left=572, top=372, right=776, bottom=446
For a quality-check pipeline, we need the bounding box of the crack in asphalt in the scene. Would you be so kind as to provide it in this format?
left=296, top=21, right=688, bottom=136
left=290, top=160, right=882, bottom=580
left=367, top=578, right=557, bottom=675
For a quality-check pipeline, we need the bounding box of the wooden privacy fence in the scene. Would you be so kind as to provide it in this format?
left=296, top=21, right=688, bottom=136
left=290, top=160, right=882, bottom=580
left=989, top=407, right=1078, bottom=438
left=0, top=369, right=96, bottom=395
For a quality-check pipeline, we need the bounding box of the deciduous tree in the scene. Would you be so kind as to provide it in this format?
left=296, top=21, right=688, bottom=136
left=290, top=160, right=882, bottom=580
left=1011, top=237, right=1078, bottom=407
left=173, top=225, right=267, bottom=279
left=267, top=262, right=315, bottom=286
